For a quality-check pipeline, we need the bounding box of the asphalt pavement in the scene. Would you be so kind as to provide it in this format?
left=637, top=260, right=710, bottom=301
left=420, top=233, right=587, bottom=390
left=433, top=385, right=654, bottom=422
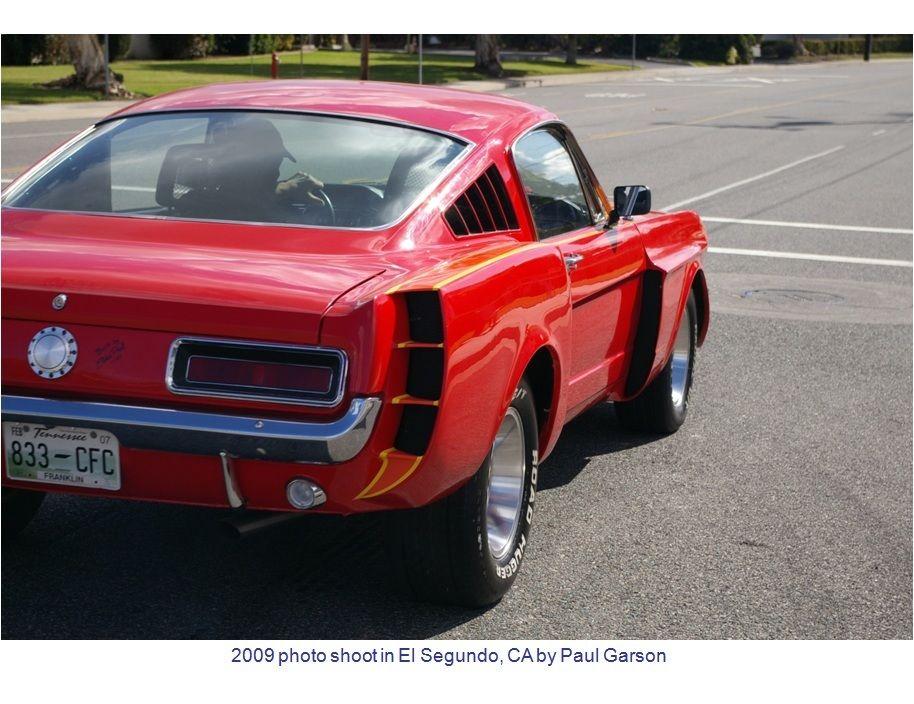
left=2, top=60, right=912, bottom=639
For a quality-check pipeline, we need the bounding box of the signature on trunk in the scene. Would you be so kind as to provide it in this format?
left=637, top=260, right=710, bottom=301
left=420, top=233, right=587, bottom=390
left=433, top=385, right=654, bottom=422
left=95, top=339, right=126, bottom=368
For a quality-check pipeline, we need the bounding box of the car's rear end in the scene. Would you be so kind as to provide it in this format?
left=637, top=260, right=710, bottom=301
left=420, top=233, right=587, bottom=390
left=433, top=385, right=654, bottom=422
left=1, top=84, right=566, bottom=607
left=0, top=105, right=475, bottom=517
left=2, top=209, right=390, bottom=511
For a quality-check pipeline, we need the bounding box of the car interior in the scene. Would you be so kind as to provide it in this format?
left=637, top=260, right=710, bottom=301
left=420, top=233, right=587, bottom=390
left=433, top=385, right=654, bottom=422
left=9, top=113, right=465, bottom=230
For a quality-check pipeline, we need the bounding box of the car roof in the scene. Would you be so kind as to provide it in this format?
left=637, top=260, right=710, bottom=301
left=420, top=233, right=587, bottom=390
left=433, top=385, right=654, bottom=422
left=106, top=80, right=556, bottom=145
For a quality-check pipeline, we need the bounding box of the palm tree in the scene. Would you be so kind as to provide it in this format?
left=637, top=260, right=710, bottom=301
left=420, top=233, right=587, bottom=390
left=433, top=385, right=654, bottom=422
left=360, top=35, right=370, bottom=80
left=44, top=35, right=129, bottom=96
left=565, top=35, right=578, bottom=65
left=474, top=35, right=503, bottom=77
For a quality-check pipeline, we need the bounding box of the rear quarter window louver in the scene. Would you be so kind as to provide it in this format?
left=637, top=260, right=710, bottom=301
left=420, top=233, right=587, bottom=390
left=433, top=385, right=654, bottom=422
left=444, top=164, right=519, bottom=236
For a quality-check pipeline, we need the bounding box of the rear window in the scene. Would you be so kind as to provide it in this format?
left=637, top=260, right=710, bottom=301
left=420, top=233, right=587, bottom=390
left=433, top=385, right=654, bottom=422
left=3, top=111, right=468, bottom=229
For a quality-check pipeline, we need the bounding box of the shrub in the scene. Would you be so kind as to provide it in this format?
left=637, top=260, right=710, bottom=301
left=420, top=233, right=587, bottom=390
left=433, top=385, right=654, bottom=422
left=760, top=39, right=797, bottom=60
left=251, top=35, right=275, bottom=54
left=273, top=35, right=296, bottom=52
left=42, top=35, right=72, bottom=64
left=2, top=35, right=47, bottom=65
left=236, top=35, right=293, bottom=54
left=679, top=34, right=756, bottom=64
left=94, top=35, right=131, bottom=60
left=877, top=35, right=913, bottom=52
left=655, top=35, right=681, bottom=58
left=150, top=34, right=215, bottom=59
left=213, top=35, right=251, bottom=55
left=801, top=35, right=912, bottom=56
left=804, top=38, right=864, bottom=55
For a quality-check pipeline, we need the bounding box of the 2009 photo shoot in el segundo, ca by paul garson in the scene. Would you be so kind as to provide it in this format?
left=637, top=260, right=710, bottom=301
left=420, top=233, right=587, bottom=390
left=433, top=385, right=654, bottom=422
left=0, top=2, right=912, bottom=701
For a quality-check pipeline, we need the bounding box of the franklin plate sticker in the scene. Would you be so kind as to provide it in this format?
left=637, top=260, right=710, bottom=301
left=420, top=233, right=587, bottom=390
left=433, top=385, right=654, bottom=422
left=3, top=422, right=121, bottom=491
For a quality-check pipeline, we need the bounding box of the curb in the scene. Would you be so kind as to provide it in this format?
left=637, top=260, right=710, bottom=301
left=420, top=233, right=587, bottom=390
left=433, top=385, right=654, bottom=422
left=446, top=64, right=740, bottom=92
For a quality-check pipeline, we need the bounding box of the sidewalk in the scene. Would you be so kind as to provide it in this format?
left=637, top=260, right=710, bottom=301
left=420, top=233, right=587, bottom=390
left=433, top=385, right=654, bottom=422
left=1, top=99, right=139, bottom=124
left=449, top=63, right=740, bottom=92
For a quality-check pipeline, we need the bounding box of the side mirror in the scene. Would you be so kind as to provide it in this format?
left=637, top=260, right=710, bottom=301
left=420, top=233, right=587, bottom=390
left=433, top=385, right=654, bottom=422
left=613, top=185, right=652, bottom=219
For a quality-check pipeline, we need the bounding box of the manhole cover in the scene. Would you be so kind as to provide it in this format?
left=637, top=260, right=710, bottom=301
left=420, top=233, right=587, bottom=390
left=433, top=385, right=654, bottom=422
left=711, top=274, right=910, bottom=324
left=741, top=288, right=845, bottom=304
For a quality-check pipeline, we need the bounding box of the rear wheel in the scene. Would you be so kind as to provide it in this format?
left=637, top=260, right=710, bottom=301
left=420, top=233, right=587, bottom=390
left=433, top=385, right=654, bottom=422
left=616, top=291, right=697, bottom=434
left=386, top=380, right=539, bottom=607
left=2, top=488, right=45, bottom=540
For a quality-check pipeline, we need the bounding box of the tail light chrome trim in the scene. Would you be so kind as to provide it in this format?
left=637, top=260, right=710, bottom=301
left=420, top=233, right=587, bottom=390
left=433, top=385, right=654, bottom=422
left=166, top=337, right=347, bottom=408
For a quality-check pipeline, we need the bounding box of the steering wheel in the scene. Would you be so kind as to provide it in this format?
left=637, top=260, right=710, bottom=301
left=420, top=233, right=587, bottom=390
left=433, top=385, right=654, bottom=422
left=312, top=188, right=336, bottom=226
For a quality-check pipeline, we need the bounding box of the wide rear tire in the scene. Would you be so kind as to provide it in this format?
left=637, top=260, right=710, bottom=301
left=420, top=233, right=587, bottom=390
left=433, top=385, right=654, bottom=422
left=385, top=380, right=539, bottom=607
left=615, top=291, right=697, bottom=434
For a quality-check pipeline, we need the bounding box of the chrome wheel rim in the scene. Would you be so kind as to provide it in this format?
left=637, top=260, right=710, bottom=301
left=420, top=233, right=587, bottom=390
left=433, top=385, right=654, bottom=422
left=670, top=312, right=692, bottom=411
left=486, top=407, right=526, bottom=560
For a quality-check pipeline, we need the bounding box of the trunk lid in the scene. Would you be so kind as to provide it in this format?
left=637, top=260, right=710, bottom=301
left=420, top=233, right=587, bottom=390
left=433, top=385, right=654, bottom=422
left=1, top=210, right=387, bottom=414
left=2, top=211, right=386, bottom=344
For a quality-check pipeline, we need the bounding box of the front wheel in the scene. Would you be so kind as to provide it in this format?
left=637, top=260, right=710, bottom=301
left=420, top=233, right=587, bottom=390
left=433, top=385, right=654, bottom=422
left=615, top=290, right=697, bottom=434
left=385, top=380, right=539, bottom=607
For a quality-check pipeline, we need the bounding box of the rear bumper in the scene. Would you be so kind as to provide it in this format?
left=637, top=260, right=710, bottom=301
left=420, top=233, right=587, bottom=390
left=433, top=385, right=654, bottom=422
left=1, top=395, right=381, bottom=464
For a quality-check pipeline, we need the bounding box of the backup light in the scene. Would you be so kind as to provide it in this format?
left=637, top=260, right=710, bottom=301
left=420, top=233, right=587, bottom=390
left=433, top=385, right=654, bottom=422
left=286, top=479, right=327, bottom=510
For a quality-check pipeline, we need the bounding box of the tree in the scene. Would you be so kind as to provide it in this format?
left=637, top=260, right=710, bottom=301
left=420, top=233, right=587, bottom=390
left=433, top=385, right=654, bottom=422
left=44, top=34, right=131, bottom=97
left=341, top=34, right=352, bottom=51
left=565, top=35, right=578, bottom=65
left=360, top=35, right=370, bottom=80
left=474, top=34, right=503, bottom=77
left=792, top=35, right=809, bottom=57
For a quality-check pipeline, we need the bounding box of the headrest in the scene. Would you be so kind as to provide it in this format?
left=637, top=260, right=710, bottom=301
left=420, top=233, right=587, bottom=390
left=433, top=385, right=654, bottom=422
left=155, top=143, right=222, bottom=208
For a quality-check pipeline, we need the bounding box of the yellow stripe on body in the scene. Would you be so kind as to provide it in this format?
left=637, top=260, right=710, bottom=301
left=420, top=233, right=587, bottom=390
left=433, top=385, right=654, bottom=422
left=355, top=448, right=424, bottom=500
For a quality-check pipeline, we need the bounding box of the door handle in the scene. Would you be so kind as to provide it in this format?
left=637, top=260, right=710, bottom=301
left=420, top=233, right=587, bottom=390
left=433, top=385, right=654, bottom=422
left=564, top=253, right=584, bottom=270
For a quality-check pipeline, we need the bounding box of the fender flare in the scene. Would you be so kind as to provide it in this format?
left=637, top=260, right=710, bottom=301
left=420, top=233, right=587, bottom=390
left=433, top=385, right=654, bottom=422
left=500, top=335, right=566, bottom=461
left=625, top=258, right=707, bottom=399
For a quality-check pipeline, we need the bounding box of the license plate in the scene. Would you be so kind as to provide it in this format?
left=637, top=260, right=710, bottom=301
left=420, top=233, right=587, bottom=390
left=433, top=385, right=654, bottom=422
left=3, top=422, right=121, bottom=491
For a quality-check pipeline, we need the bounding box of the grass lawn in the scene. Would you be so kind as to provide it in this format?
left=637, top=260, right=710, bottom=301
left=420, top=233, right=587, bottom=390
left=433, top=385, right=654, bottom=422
left=1, top=50, right=631, bottom=104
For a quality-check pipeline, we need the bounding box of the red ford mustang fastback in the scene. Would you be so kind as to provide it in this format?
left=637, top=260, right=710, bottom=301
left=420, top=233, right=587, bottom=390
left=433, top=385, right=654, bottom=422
left=1, top=80, right=708, bottom=606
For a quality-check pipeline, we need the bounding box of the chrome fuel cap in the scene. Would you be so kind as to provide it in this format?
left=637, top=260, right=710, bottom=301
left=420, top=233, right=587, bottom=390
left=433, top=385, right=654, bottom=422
left=28, top=326, right=78, bottom=379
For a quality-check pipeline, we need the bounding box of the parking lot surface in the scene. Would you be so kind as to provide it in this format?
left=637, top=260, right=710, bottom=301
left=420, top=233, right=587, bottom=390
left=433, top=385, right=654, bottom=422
left=2, top=60, right=911, bottom=638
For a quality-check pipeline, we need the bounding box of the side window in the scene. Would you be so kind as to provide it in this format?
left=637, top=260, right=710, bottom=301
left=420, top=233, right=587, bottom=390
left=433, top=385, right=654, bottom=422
left=513, top=129, right=592, bottom=238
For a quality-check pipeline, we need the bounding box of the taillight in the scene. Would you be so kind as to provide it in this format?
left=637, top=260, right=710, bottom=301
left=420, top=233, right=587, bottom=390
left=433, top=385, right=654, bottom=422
left=167, top=338, right=346, bottom=406
left=186, top=357, right=334, bottom=393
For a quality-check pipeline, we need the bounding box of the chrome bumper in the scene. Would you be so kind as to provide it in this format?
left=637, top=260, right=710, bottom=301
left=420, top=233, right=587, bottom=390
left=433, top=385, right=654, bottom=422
left=1, top=395, right=381, bottom=464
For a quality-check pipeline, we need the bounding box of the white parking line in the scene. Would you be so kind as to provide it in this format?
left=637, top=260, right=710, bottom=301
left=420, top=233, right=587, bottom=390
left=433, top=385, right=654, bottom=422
left=628, top=81, right=762, bottom=89
left=709, top=246, right=913, bottom=268
left=585, top=92, right=646, bottom=99
left=703, top=217, right=913, bottom=235
left=662, top=145, right=846, bottom=211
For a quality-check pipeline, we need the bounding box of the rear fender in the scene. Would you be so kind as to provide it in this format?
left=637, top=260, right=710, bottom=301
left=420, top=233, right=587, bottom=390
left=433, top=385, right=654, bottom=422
left=626, top=210, right=708, bottom=397
left=395, top=244, right=570, bottom=507
left=502, top=334, right=565, bottom=462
